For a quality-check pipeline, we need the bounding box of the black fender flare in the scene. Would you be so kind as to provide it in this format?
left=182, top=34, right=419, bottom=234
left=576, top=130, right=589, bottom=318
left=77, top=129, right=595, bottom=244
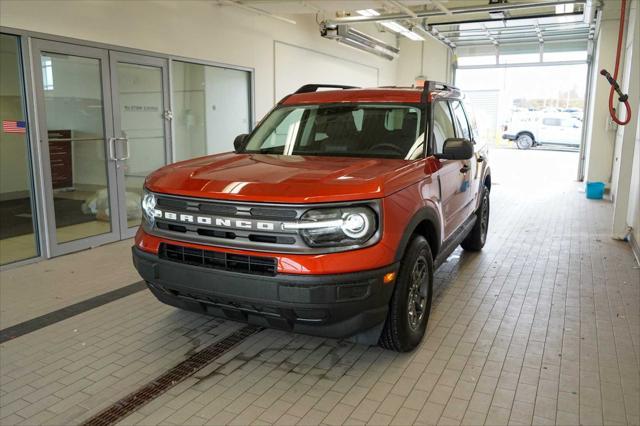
left=394, top=205, right=442, bottom=262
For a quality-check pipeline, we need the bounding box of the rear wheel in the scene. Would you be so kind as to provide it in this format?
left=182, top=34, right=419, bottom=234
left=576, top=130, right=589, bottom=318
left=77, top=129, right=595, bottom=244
left=516, top=133, right=534, bottom=149
left=461, top=186, right=490, bottom=251
left=379, top=235, right=433, bottom=352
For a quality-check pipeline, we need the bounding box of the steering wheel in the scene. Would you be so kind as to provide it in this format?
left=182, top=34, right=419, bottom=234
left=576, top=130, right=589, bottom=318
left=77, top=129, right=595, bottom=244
left=368, top=143, right=404, bottom=156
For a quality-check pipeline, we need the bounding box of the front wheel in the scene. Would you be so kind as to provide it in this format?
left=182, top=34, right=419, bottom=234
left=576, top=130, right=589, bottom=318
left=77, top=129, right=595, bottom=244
left=516, top=133, right=534, bottom=149
left=461, top=186, right=490, bottom=251
left=379, top=235, right=433, bottom=352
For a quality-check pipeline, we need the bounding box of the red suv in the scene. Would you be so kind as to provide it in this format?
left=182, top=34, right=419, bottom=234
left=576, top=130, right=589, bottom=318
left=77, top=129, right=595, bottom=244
left=133, top=82, right=491, bottom=352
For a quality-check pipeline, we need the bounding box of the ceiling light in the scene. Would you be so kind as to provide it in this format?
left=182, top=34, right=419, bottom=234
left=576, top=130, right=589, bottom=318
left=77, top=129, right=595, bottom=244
left=356, top=9, right=380, bottom=17
left=555, top=4, right=575, bottom=14
left=380, top=21, right=424, bottom=41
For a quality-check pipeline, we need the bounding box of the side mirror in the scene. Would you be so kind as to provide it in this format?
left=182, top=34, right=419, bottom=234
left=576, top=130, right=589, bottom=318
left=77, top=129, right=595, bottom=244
left=234, top=134, right=249, bottom=153
left=437, top=138, right=474, bottom=160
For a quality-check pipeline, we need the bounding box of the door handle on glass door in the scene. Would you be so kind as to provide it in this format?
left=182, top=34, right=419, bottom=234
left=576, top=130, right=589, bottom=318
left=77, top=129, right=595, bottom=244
left=108, top=137, right=117, bottom=161
left=120, top=138, right=130, bottom=161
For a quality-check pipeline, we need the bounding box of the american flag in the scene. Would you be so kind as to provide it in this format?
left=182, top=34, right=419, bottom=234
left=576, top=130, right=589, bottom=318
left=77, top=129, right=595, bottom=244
left=2, top=120, right=27, bottom=134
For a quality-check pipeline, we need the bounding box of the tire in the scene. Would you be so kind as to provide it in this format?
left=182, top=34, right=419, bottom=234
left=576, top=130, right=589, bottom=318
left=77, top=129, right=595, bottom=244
left=516, top=133, right=534, bottom=149
left=461, top=186, right=490, bottom=251
left=379, top=235, right=433, bottom=352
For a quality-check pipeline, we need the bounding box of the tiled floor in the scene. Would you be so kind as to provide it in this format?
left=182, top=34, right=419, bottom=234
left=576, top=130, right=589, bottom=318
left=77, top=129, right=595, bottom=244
left=0, top=148, right=638, bottom=426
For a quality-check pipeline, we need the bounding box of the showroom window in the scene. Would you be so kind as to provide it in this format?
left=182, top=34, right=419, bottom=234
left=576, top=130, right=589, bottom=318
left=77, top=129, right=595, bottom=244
left=172, top=61, right=251, bottom=161
left=0, top=33, right=39, bottom=265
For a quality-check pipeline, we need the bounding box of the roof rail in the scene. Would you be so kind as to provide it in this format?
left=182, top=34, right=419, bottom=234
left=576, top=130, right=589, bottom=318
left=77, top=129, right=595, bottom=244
left=294, top=84, right=359, bottom=94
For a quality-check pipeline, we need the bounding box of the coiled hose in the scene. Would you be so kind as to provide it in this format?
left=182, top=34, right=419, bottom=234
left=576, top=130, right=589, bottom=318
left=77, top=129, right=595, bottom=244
left=600, top=0, right=632, bottom=126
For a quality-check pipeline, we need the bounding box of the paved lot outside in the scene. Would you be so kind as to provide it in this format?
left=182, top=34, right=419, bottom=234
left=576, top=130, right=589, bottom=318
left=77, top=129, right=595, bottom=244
left=0, top=148, right=638, bottom=426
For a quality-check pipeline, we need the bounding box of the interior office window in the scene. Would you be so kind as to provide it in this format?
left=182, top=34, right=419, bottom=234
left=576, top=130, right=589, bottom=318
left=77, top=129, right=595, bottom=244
left=0, top=34, right=39, bottom=265
left=432, top=102, right=455, bottom=154
left=41, top=56, right=54, bottom=90
left=450, top=101, right=471, bottom=140
left=172, top=61, right=251, bottom=161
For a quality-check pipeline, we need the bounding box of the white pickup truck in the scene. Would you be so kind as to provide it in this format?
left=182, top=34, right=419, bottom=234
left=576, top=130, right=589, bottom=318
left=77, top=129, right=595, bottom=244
left=502, top=112, right=582, bottom=149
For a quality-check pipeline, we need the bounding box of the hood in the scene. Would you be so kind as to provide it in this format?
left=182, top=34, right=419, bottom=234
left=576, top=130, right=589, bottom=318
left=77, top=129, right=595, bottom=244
left=145, top=153, right=423, bottom=203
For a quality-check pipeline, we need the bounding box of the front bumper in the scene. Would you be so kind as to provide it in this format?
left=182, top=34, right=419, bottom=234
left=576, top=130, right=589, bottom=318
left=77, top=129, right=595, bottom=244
left=132, top=246, right=398, bottom=338
left=502, top=133, right=516, bottom=140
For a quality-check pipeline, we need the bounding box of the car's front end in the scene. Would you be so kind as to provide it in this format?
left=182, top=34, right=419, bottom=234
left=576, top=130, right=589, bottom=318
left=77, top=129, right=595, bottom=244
left=132, top=89, right=429, bottom=338
left=132, top=190, right=401, bottom=338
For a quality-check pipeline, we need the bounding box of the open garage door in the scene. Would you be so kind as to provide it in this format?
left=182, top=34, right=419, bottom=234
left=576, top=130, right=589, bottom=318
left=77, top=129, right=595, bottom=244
left=464, top=89, right=500, bottom=145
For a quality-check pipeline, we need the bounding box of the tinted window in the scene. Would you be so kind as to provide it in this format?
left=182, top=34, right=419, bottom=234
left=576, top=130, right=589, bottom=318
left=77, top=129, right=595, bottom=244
left=542, top=117, right=562, bottom=126
left=244, top=104, right=422, bottom=159
left=451, top=101, right=471, bottom=141
left=433, top=102, right=455, bottom=154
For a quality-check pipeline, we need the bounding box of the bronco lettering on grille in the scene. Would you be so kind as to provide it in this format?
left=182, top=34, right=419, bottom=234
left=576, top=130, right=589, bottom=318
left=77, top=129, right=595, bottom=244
left=156, top=209, right=275, bottom=231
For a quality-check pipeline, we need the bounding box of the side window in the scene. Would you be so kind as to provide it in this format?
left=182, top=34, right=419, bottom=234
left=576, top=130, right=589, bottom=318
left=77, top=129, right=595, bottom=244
left=542, top=117, right=561, bottom=126
left=432, top=101, right=455, bottom=154
left=450, top=101, right=471, bottom=141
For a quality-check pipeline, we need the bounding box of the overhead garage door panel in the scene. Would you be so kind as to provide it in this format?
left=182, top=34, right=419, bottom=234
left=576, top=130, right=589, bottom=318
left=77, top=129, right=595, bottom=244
left=274, top=41, right=378, bottom=101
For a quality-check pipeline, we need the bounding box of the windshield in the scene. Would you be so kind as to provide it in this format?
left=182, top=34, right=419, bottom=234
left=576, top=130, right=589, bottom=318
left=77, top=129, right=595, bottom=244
left=244, top=104, right=425, bottom=160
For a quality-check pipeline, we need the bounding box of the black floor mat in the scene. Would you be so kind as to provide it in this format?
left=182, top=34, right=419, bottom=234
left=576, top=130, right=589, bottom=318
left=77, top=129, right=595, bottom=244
left=0, top=197, right=96, bottom=239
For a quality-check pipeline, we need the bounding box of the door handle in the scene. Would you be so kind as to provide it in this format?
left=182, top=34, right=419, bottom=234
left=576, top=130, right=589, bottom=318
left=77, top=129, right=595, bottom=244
left=108, top=137, right=129, bottom=161
left=460, top=165, right=470, bottom=173
left=120, top=137, right=130, bottom=161
left=108, top=137, right=117, bottom=161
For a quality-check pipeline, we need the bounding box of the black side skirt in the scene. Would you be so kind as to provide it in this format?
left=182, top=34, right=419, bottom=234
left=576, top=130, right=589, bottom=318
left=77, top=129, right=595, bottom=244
left=434, top=214, right=477, bottom=269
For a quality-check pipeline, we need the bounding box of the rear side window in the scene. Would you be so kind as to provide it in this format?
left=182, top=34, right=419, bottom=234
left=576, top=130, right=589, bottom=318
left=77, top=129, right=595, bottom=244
left=432, top=102, right=455, bottom=154
left=450, top=101, right=471, bottom=141
left=542, top=117, right=562, bottom=126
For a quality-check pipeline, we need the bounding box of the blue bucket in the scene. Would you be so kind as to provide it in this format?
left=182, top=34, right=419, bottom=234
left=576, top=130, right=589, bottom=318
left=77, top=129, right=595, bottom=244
left=586, top=181, right=605, bottom=199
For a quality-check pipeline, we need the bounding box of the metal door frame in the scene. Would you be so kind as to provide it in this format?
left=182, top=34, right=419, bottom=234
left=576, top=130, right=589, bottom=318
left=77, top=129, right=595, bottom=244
left=31, top=38, right=121, bottom=257
left=108, top=51, right=171, bottom=238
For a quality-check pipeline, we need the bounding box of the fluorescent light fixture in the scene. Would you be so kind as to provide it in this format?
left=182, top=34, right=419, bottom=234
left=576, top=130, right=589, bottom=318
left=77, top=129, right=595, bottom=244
left=356, top=9, right=380, bottom=17
left=555, top=4, right=575, bottom=14
left=357, top=8, right=422, bottom=41
left=381, top=21, right=424, bottom=40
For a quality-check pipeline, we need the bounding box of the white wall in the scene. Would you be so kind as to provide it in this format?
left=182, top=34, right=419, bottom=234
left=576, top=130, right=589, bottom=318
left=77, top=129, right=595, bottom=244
left=583, top=6, right=627, bottom=187
left=395, top=36, right=452, bottom=86
left=0, top=0, right=400, bottom=121
left=274, top=41, right=379, bottom=100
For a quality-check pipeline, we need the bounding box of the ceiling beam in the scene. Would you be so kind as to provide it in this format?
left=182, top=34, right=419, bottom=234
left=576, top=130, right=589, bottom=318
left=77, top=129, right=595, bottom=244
left=325, top=1, right=585, bottom=25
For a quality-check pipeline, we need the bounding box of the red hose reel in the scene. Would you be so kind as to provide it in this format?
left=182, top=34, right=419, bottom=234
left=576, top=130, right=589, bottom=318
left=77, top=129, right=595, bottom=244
left=600, top=0, right=632, bottom=126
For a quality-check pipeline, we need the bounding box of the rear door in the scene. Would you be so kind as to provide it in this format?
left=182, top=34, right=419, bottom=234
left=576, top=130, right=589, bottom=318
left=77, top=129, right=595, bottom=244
left=539, top=116, right=562, bottom=143
left=432, top=101, right=467, bottom=240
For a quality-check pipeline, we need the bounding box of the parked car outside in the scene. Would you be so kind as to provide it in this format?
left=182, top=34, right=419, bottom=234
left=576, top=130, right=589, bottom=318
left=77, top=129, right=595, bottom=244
left=503, top=112, right=582, bottom=149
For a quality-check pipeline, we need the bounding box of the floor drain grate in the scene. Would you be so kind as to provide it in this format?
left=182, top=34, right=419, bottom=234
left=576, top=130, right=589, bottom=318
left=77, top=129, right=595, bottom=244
left=82, top=325, right=263, bottom=426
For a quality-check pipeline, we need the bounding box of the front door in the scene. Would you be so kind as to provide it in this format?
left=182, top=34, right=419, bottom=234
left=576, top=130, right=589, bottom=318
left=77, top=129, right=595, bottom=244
left=32, top=40, right=120, bottom=256
left=432, top=101, right=468, bottom=239
left=109, top=52, right=170, bottom=238
left=32, top=40, right=170, bottom=256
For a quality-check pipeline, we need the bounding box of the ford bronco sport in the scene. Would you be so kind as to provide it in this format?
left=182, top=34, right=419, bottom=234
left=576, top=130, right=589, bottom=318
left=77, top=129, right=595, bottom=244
left=132, top=82, right=491, bottom=352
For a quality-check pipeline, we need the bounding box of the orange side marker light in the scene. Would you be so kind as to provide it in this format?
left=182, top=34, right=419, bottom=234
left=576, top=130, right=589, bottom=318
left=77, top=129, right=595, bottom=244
left=383, top=272, right=397, bottom=284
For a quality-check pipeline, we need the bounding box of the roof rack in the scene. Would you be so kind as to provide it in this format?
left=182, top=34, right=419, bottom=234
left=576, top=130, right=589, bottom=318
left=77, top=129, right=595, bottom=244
left=294, top=84, right=359, bottom=94
left=421, top=80, right=460, bottom=103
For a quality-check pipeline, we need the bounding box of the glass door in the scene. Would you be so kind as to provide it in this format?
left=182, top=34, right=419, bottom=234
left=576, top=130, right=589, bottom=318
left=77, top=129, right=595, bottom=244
left=109, top=52, right=170, bottom=237
left=32, top=39, right=120, bottom=256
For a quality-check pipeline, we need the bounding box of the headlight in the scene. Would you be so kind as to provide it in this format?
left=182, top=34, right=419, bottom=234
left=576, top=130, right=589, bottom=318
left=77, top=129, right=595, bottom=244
left=286, top=206, right=378, bottom=247
left=141, top=190, right=158, bottom=225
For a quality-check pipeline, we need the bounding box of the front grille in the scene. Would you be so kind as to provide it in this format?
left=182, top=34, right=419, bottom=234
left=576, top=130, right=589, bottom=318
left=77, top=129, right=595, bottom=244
left=148, top=194, right=380, bottom=254
left=159, top=243, right=277, bottom=276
